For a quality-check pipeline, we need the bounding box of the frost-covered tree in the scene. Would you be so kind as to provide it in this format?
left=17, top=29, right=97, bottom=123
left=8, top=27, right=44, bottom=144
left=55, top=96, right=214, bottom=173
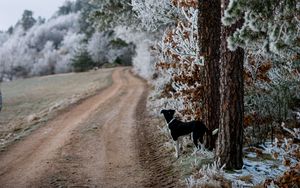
left=87, top=31, right=112, bottom=64
left=244, top=61, right=300, bottom=142
left=87, top=30, right=136, bottom=67
left=0, top=12, right=83, bottom=80
left=107, top=38, right=136, bottom=66
left=222, top=0, right=300, bottom=61
left=0, top=26, right=37, bottom=80
left=131, top=0, right=204, bottom=120
left=19, top=10, right=37, bottom=31
left=114, top=1, right=177, bottom=79
left=57, top=32, right=85, bottom=73
left=114, top=26, right=157, bottom=79
left=198, top=0, right=221, bottom=150
left=78, top=0, right=97, bottom=37
left=0, top=0, right=141, bottom=81
left=57, top=1, right=77, bottom=15
left=71, top=45, right=95, bottom=72
left=223, top=0, right=300, bottom=146
left=54, top=0, right=95, bottom=37
left=32, top=41, right=58, bottom=75
left=88, top=0, right=174, bottom=79
left=0, top=32, right=9, bottom=45
left=26, top=13, right=80, bottom=51
left=90, top=0, right=135, bottom=30
left=216, top=0, right=244, bottom=170
left=131, top=0, right=178, bottom=31
left=7, top=26, right=14, bottom=35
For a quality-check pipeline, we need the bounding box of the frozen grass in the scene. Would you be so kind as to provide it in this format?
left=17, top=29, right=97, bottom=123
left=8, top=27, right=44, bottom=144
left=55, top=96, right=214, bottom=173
left=155, top=117, right=299, bottom=187
left=185, top=141, right=299, bottom=187
left=0, top=68, right=113, bottom=149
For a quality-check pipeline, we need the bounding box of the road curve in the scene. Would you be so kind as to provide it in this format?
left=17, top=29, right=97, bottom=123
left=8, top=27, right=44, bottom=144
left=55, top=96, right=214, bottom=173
left=0, top=68, right=148, bottom=187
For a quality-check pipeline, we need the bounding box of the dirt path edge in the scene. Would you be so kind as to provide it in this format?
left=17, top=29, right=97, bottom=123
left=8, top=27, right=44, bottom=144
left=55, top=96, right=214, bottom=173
left=135, top=79, right=183, bottom=188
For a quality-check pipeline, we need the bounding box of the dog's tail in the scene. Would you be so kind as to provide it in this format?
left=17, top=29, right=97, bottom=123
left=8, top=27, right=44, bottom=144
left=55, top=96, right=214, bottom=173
left=212, top=129, right=219, bottom=135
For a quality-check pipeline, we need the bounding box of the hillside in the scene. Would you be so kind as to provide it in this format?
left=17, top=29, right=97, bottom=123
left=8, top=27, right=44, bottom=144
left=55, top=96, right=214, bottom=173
left=0, top=68, right=113, bottom=150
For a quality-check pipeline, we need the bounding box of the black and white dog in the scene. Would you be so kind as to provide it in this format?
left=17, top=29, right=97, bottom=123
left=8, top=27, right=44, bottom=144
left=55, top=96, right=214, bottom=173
left=160, top=109, right=218, bottom=158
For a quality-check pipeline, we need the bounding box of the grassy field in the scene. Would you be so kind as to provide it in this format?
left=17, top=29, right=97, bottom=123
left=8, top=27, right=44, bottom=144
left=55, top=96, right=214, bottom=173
left=0, top=68, right=113, bottom=149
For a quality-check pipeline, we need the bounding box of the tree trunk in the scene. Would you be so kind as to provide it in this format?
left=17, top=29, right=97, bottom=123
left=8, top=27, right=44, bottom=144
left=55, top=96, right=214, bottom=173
left=216, top=0, right=244, bottom=169
left=198, top=0, right=221, bottom=150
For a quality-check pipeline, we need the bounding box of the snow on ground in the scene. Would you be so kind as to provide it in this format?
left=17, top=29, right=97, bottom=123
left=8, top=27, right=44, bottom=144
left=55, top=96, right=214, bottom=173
left=225, top=144, right=289, bottom=186
left=155, top=117, right=300, bottom=187
left=185, top=141, right=299, bottom=187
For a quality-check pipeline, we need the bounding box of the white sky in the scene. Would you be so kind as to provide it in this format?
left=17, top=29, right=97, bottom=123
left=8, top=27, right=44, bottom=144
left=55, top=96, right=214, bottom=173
left=0, top=0, right=66, bottom=31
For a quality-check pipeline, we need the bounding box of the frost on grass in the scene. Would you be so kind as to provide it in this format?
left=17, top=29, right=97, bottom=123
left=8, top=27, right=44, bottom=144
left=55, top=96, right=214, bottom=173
left=0, top=90, right=91, bottom=150
left=228, top=133, right=299, bottom=187
left=154, top=92, right=300, bottom=187
left=183, top=123, right=300, bottom=187
left=184, top=143, right=297, bottom=187
left=186, top=159, right=230, bottom=188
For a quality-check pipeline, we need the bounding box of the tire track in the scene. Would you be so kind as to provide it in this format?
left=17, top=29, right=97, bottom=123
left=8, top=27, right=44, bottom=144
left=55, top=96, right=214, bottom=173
left=0, top=68, right=181, bottom=188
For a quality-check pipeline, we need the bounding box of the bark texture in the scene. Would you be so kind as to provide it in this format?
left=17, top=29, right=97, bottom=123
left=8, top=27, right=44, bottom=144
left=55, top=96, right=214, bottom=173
left=216, top=0, right=244, bottom=169
left=198, top=0, right=221, bottom=150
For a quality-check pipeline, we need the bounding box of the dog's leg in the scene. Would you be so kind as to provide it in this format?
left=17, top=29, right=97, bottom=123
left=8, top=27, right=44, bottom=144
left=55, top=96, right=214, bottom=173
left=175, top=140, right=180, bottom=158
left=199, top=143, right=205, bottom=151
left=192, top=132, right=199, bottom=150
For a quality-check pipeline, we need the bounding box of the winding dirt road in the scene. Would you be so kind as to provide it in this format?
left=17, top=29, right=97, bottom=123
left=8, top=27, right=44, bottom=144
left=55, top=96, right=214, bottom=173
left=0, top=68, right=175, bottom=188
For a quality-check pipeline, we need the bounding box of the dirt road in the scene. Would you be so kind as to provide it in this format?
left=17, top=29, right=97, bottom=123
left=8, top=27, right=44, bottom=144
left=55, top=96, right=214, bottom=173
left=0, top=68, right=179, bottom=188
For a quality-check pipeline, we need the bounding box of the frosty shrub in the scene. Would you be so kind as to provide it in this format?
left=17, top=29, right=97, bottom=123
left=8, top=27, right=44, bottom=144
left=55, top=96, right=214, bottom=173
left=244, top=58, right=300, bottom=145
left=186, top=159, right=228, bottom=188
left=154, top=1, right=205, bottom=121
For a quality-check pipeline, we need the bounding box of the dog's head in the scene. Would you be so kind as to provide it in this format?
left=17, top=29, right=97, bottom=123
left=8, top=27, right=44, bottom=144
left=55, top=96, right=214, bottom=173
left=160, top=109, right=175, bottom=117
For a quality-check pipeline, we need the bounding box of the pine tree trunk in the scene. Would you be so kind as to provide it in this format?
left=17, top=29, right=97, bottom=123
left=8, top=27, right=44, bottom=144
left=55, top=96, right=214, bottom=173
left=216, top=0, right=244, bottom=169
left=198, top=0, right=221, bottom=150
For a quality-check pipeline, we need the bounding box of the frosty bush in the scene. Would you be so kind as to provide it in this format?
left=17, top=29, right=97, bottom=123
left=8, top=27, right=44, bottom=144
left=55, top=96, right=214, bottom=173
left=154, top=1, right=205, bottom=121
left=244, top=59, right=300, bottom=144
left=186, top=160, right=228, bottom=188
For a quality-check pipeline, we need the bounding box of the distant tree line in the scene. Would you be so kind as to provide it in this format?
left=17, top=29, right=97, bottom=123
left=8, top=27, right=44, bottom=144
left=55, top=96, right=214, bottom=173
left=0, top=0, right=136, bottom=81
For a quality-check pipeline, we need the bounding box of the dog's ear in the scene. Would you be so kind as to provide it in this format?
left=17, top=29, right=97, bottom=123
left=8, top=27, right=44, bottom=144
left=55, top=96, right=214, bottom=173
left=212, top=129, right=219, bottom=135
left=170, top=109, right=175, bottom=116
left=160, top=109, right=165, bottom=114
